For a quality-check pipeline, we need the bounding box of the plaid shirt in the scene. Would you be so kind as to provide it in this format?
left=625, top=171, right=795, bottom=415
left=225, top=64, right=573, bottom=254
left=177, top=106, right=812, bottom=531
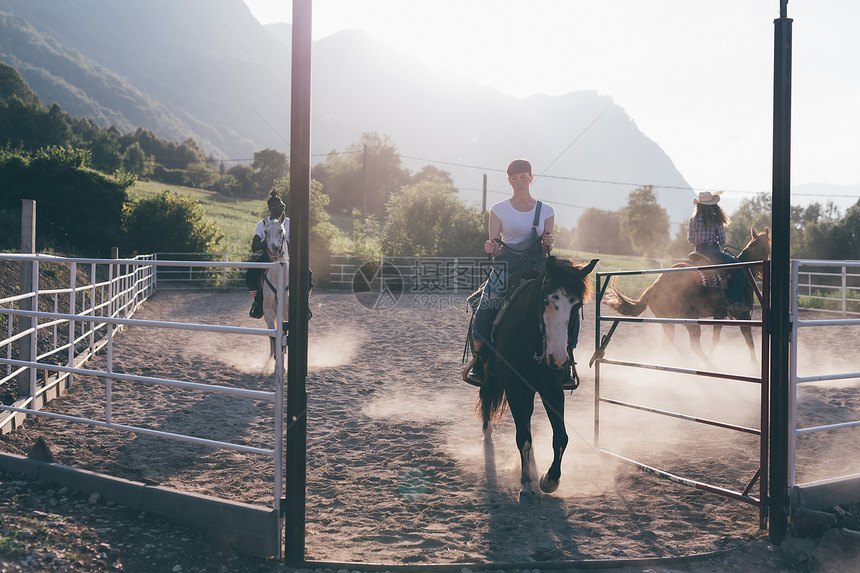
left=687, top=214, right=726, bottom=246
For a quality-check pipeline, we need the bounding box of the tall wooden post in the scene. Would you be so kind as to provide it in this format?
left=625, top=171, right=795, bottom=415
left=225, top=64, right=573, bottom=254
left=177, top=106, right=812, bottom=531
left=17, top=200, right=36, bottom=396
left=769, top=0, right=792, bottom=543
left=285, top=0, right=312, bottom=566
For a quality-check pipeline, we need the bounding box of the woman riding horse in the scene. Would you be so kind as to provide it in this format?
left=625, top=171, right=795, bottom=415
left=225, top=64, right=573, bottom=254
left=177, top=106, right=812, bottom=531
left=247, top=189, right=288, bottom=319
left=465, top=159, right=579, bottom=389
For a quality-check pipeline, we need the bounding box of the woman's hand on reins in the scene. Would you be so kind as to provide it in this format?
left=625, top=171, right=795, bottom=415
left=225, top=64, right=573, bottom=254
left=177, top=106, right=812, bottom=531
left=484, top=239, right=498, bottom=256
left=542, top=232, right=554, bottom=251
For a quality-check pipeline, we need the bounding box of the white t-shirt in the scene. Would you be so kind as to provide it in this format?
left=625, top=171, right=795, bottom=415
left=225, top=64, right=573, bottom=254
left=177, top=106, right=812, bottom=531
left=490, top=200, right=554, bottom=244
left=254, top=218, right=291, bottom=240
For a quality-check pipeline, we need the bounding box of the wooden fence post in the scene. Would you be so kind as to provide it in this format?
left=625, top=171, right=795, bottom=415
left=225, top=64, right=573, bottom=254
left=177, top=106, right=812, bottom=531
left=17, top=200, right=36, bottom=397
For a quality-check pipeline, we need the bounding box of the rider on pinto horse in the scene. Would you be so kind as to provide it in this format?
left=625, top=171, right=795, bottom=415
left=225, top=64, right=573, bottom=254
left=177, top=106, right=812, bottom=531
left=247, top=190, right=287, bottom=319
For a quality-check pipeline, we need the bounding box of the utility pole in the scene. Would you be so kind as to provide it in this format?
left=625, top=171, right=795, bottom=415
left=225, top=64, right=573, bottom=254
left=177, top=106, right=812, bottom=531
left=482, top=174, right=487, bottom=212
left=362, top=144, right=368, bottom=219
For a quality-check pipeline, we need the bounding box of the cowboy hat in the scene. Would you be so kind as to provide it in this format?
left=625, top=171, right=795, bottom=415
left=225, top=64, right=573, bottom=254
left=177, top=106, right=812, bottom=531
left=694, top=191, right=722, bottom=205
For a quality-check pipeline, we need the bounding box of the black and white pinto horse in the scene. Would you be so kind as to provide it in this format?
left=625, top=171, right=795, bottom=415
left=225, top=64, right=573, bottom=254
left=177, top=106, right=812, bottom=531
left=479, top=257, right=599, bottom=501
left=260, top=214, right=289, bottom=371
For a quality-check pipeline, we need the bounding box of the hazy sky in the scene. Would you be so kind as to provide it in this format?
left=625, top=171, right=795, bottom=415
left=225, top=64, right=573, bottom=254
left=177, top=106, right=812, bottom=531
left=243, top=1, right=860, bottom=210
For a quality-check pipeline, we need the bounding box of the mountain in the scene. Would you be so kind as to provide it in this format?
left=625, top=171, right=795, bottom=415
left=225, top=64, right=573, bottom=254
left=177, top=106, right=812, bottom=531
left=0, top=0, right=693, bottom=228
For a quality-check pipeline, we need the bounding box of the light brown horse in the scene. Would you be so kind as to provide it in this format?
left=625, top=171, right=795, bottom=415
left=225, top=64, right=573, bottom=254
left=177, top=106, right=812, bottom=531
left=603, top=227, right=771, bottom=364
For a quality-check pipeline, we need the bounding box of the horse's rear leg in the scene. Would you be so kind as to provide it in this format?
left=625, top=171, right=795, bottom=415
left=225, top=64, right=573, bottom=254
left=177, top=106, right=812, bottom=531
left=662, top=324, right=675, bottom=350
left=538, top=386, right=568, bottom=493
left=740, top=325, right=757, bottom=364
left=710, top=325, right=723, bottom=354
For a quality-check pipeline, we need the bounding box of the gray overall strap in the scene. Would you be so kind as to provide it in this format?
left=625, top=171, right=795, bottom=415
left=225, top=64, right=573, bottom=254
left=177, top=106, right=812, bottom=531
left=532, top=201, right=543, bottom=229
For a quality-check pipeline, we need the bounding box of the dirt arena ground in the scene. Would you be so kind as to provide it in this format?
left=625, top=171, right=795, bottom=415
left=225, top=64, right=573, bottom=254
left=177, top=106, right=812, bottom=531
left=2, top=284, right=859, bottom=571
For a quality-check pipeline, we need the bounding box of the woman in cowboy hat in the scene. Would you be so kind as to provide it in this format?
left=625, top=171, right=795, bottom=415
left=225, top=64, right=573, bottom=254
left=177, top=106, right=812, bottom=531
left=687, top=191, right=746, bottom=312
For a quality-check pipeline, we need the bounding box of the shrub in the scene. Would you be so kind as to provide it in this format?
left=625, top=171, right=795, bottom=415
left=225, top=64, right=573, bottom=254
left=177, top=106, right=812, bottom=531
left=122, top=191, right=222, bottom=254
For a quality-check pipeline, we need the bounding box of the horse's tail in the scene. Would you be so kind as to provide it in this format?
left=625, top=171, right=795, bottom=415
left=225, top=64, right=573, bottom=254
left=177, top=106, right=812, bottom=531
left=604, top=277, right=656, bottom=317
left=475, top=359, right=507, bottom=424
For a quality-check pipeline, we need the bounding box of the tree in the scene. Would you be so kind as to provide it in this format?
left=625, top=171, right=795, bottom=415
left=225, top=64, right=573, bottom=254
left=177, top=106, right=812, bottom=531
left=793, top=202, right=844, bottom=259
left=252, top=149, right=289, bottom=196
left=382, top=180, right=484, bottom=256
left=122, top=191, right=222, bottom=254
left=226, top=164, right=255, bottom=196
left=121, top=142, right=153, bottom=178
left=620, top=185, right=670, bottom=257
left=726, top=193, right=772, bottom=251
left=666, top=221, right=693, bottom=258
left=89, top=130, right=122, bottom=173
left=183, top=161, right=217, bottom=188
left=573, top=208, right=633, bottom=255
left=313, top=133, right=410, bottom=218
left=411, top=165, right=454, bottom=187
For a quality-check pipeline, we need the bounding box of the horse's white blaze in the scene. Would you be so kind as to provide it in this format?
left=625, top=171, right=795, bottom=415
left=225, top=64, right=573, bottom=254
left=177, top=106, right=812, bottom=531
left=543, top=287, right=579, bottom=369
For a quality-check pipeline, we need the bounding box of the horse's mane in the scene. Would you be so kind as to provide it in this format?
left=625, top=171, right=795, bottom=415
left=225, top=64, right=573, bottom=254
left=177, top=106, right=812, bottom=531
left=547, top=257, right=594, bottom=301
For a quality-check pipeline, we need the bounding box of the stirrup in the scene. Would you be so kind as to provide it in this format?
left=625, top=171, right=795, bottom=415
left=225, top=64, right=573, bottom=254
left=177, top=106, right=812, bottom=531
left=462, top=354, right=483, bottom=387
left=563, top=361, right=580, bottom=391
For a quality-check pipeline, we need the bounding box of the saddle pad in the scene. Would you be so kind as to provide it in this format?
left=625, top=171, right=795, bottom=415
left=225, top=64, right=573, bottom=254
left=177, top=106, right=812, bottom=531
left=674, top=262, right=727, bottom=290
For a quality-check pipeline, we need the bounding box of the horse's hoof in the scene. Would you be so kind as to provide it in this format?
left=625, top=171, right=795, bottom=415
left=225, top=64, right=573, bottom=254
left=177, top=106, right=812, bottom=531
left=519, top=489, right=537, bottom=504
left=540, top=474, right=559, bottom=493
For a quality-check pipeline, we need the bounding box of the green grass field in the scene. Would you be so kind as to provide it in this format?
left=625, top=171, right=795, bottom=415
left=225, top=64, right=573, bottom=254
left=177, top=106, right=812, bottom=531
left=130, top=180, right=267, bottom=254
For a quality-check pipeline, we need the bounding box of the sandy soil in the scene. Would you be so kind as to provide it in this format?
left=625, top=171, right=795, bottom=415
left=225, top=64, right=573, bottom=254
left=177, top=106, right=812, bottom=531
left=2, top=287, right=859, bottom=570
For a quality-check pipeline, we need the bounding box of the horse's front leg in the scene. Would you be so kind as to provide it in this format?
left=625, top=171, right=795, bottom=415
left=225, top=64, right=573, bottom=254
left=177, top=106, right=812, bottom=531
left=538, top=384, right=568, bottom=493
left=684, top=324, right=713, bottom=366
left=478, top=382, right=494, bottom=444
left=508, top=395, right=537, bottom=501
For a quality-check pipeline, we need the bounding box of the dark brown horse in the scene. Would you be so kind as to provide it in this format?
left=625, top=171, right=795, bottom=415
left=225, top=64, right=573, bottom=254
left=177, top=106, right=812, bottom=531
left=603, top=227, right=771, bottom=364
left=479, top=257, right=598, bottom=501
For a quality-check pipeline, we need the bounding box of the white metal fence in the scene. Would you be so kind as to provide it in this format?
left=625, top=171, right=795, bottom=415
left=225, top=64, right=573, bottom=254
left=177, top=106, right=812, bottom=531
left=0, top=253, right=288, bottom=516
left=1, top=254, right=155, bottom=416
left=789, top=259, right=860, bottom=489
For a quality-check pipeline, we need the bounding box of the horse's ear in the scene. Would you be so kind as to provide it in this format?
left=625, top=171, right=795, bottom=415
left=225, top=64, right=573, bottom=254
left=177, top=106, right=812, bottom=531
left=581, top=258, right=599, bottom=276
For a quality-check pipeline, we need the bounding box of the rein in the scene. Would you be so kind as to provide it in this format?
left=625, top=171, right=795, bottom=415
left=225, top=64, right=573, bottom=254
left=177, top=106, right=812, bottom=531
left=493, top=234, right=545, bottom=255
